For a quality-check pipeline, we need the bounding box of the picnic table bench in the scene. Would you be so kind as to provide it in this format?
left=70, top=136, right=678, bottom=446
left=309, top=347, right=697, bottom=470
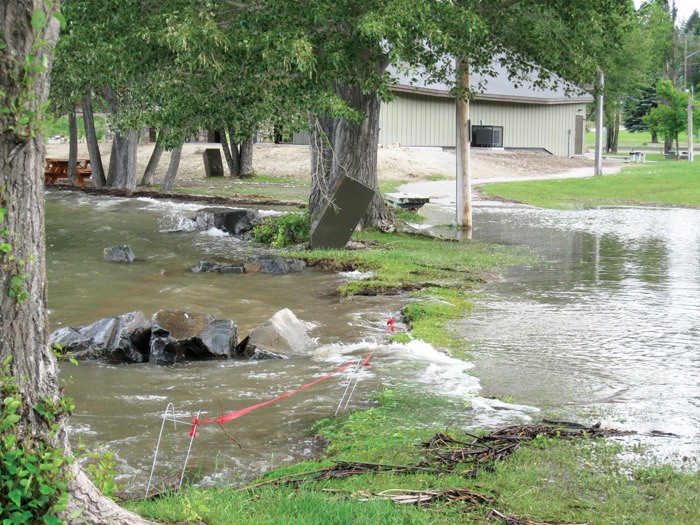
left=44, top=158, right=92, bottom=186
left=385, top=192, right=430, bottom=212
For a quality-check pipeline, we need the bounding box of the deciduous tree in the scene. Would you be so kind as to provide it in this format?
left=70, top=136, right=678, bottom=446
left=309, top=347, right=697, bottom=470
left=1, top=2, right=153, bottom=523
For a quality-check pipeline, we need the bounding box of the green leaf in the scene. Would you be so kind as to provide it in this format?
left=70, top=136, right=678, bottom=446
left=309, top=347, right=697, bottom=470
left=8, top=488, right=22, bottom=507
left=32, top=10, right=47, bottom=31
left=53, top=12, right=67, bottom=30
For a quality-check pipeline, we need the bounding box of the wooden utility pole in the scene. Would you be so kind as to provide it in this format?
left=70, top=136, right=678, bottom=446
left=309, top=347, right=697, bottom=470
left=594, top=69, right=604, bottom=176
left=456, top=58, right=472, bottom=231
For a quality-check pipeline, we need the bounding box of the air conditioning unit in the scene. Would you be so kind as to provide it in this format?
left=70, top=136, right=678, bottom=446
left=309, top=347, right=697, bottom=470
left=471, top=125, right=503, bottom=148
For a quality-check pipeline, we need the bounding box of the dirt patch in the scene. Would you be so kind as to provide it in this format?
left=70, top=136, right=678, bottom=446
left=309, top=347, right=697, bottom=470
left=45, top=141, right=595, bottom=188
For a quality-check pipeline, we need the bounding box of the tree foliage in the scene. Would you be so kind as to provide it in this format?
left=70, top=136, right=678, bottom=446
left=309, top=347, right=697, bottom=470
left=643, top=79, right=699, bottom=152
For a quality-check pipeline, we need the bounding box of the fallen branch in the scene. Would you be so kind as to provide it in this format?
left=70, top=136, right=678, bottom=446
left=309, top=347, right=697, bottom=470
left=487, top=508, right=592, bottom=525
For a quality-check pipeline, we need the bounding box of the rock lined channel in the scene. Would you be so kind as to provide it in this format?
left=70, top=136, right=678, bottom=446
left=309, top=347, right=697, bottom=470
left=50, top=308, right=313, bottom=365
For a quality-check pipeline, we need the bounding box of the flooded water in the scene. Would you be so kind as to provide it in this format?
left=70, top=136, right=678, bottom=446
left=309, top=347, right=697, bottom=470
left=456, top=205, right=700, bottom=467
left=48, top=192, right=536, bottom=494
left=48, top=192, right=700, bottom=494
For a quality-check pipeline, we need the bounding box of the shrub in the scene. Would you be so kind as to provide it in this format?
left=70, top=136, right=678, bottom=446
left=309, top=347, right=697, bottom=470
left=1, top=357, right=72, bottom=524
left=251, top=212, right=309, bottom=248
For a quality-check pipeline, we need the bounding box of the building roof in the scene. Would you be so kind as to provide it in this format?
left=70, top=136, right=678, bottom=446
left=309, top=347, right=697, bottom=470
left=389, top=62, right=593, bottom=105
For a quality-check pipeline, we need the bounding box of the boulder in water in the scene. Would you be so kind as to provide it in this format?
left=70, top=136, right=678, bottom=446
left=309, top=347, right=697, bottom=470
left=247, top=308, right=314, bottom=356
left=104, top=245, right=135, bottom=263
left=194, top=208, right=262, bottom=235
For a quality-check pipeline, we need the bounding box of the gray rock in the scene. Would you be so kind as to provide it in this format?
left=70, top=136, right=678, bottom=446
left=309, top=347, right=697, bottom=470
left=256, top=256, right=306, bottom=274
left=149, top=310, right=236, bottom=365
left=191, top=260, right=246, bottom=273
left=104, top=245, right=135, bottom=263
left=234, top=335, right=287, bottom=360
left=194, top=208, right=263, bottom=235
left=49, top=311, right=150, bottom=363
left=248, top=308, right=314, bottom=356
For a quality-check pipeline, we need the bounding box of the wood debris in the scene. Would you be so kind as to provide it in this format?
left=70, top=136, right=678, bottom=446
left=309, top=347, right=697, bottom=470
left=487, top=508, right=592, bottom=525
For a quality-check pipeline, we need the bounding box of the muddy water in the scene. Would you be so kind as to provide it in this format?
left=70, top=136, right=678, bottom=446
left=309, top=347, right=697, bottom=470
left=452, top=205, right=700, bottom=467
left=48, top=192, right=535, bottom=493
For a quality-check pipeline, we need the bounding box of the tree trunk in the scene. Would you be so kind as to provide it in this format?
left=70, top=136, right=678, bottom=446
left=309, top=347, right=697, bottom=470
left=0, top=3, right=154, bottom=523
left=651, top=130, right=659, bottom=143
left=605, top=102, right=621, bottom=154
left=82, top=90, right=105, bottom=186
left=140, top=134, right=164, bottom=186
left=309, top=84, right=395, bottom=230
left=219, top=127, right=236, bottom=176
left=160, top=145, right=182, bottom=191
left=107, top=129, right=138, bottom=191
left=239, top=135, right=255, bottom=177
left=68, top=108, right=78, bottom=185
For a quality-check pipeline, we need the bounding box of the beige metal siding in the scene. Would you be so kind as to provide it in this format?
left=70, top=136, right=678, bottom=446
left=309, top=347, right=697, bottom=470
left=380, top=93, right=588, bottom=157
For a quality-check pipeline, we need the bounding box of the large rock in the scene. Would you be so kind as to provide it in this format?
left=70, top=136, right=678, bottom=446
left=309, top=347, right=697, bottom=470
left=194, top=208, right=263, bottom=235
left=49, top=311, right=151, bottom=363
left=247, top=308, right=314, bottom=356
left=149, top=310, right=237, bottom=365
left=104, top=245, right=135, bottom=263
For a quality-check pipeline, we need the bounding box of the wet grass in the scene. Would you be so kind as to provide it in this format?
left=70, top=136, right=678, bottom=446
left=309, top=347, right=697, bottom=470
left=129, top=387, right=700, bottom=524
left=479, top=161, right=700, bottom=209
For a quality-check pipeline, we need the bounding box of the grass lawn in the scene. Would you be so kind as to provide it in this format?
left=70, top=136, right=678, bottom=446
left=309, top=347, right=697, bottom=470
left=479, top=160, right=700, bottom=209
left=586, top=129, right=694, bottom=150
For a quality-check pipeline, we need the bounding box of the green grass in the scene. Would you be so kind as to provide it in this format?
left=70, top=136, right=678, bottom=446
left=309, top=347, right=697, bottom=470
left=479, top=161, right=700, bottom=209
left=129, top=387, right=700, bottom=525
left=289, top=230, right=528, bottom=297
left=47, top=114, right=107, bottom=140
left=586, top=129, right=694, bottom=149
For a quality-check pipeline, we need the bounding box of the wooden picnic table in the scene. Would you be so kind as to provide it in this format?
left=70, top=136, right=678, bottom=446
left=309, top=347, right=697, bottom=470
left=44, top=158, right=92, bottom=186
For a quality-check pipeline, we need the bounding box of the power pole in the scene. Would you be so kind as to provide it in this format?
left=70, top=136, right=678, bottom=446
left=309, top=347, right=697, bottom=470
left=594, top=69, right=605, bottom=176
left=455, top=58, right=472, bottom=231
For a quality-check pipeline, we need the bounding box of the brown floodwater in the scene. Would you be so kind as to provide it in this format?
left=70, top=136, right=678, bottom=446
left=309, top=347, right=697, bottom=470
left=48, top=192, right=536, bottom=494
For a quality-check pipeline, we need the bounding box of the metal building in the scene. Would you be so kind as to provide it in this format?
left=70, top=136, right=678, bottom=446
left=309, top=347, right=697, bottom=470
left=381, top=64, right=591, bottom=157
left=294, top=63, right=592, bottom=158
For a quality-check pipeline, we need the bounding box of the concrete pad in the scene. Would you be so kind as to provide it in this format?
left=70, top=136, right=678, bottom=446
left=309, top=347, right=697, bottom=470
left=310, top=174, right=375, bottom=249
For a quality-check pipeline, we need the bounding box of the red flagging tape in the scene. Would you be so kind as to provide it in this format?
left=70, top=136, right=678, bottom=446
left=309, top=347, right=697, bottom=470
left=190, top=351, right=376, bottom=436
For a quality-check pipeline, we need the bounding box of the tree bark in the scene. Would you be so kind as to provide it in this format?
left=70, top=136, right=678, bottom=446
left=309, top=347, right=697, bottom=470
left=160, top=145, right=182, bottom=191
left=68, top=108, right=78, bottom=185
left=140, top=135, right=164, bottom=186
left=0, top=3, right=154, bottom=523
left=219, top=127, right=236, bottom=176
left=106, top=129, right=138, bottom=191
left=239, top=135, right=254, bottom=177
left=309, top=84, right=395, bottom=230
left=82, top=90, right=105, bottom=186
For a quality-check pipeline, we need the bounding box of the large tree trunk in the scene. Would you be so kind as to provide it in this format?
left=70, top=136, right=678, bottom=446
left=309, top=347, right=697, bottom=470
left=0, top=4, right=153, bottom=523
left=140, top=135, right=164, bottom=186
left=106, top=129, right=138, bottom=191
left=309, top=84, right=395, bottom=230
left=82, top=90, right=105, bottom=186
left=160, top=145, right=182, bottom=191
left=68, top=108, right=78, bottom=185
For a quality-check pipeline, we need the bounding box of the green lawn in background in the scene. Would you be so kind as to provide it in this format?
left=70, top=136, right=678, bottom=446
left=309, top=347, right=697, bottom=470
left=479, top=161, right=700, bottom=209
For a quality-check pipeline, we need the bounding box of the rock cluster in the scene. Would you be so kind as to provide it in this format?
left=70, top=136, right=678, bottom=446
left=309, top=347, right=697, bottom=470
left=50, top=308, right=314, bottom=365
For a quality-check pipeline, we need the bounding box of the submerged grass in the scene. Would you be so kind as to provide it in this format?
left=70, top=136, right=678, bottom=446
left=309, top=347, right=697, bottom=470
left=479, top=161, right=700, bottom=209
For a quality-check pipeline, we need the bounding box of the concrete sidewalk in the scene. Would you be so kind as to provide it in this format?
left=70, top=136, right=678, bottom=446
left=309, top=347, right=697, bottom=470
left=397, top=165, right=623, bottom=207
